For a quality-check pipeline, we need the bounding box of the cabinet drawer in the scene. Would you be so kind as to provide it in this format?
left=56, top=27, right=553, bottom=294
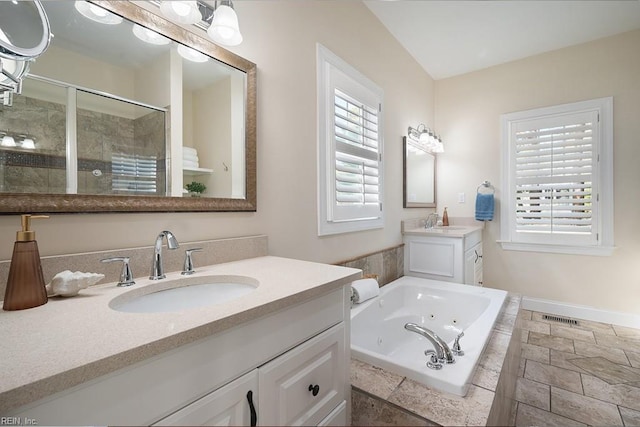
left=258, top=323, right=345, bottom=426
left=154, top=370, right=258, bottom=426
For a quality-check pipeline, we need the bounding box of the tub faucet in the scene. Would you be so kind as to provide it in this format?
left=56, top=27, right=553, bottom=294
left=424, top=213, right=438, bottom=229
left=405, top=323, right=455, bottom=365
left=150, top=230, right=179, bottom=280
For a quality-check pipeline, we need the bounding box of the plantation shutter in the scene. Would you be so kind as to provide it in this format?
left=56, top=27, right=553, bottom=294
left=331, top=88, right=381, bottom=222
left=511, top=110, right=599, bottom=245
left=112, top=153, right=158, bottom=194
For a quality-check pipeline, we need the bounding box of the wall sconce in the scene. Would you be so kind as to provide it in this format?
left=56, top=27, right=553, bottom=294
left=156, top=0, right=243, bottom=47
left=407, top=124, right=444, bottom=153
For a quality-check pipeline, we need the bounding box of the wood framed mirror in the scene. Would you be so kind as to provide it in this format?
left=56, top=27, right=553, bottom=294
left=0, top=0, right=256, bottom=213
left=403, top=136, right=436, bottom=208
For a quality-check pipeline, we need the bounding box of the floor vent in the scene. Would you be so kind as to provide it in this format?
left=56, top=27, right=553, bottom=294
left=542, top=314, right=578, bottom=326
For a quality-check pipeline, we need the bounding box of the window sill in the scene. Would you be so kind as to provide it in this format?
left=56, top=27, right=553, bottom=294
left=498, top=241, right=616, bottom=256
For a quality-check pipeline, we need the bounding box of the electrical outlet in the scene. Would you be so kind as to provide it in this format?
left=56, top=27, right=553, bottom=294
left=458, top=192, right=465, bottom=203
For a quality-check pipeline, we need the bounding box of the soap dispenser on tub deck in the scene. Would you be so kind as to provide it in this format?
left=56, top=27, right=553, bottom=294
left=3, top=215, right=49, bottom=311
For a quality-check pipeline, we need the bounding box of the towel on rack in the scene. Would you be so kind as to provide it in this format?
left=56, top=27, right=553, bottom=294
left=475, top=193, right=494, bottom=221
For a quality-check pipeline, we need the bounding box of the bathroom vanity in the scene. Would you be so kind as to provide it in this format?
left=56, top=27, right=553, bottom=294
left=403, top=223, right=483, bottom=285
left=0, top=256, right=360, bottom=426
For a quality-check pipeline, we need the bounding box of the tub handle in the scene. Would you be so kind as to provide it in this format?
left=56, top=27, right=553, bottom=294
left=424, top=350, right=443, bottom=370
left=453, top=331, right=465, bottom=356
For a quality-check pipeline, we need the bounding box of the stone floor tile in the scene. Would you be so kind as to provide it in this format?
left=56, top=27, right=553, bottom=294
left=582, top=374, right=640, bottom=411
left=619, top=406, right=640, bottom=427
left=550, top=350, right=590, bottom=374
left=472, top=365, right=500, bottom=392
left=572, top=318, right=617, bottom=335
left=515, top=402, right=586, bottom=427
left=351, top=359, right=404, bottom=400
left=573, top=339, right=631, bottom=366
left=388, top=379, right=494, bottom=426
left=595, top=332, right=640, bottom=354
left=524, top=360, right=583, bottom=394
left=551, top=324, right=596, bottom=343
left=495, top=312, right=517, bottom=334
left=521, top=330, right=529, bottom=343
left=613, top=325, right=640, bottom=341
left=521, top=319, right=551, bottom=334
left=516, top=377, right=550, bottom=411
left=529, top=331, right=575, bottom=353
left=568, top=356, right=640, bottom=385
left=551, top=386, right=623, bottom=426
left=521, top=342, right=551, bottom=364
left=351, top=388, right=433, bottom=426
left=518, top=358, right=526, bottom=377
left=518, top=309, right=533, bottom=321
left=627, top=351, right=640, bottom=368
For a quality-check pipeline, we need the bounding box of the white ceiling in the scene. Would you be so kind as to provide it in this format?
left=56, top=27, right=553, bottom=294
left=364, top=1, right=640, bottom=80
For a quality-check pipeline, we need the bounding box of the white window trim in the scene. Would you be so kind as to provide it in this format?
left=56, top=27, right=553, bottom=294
left=499, top=97, right=615, bottom=256
left=316, top=43, right=384, bottom=236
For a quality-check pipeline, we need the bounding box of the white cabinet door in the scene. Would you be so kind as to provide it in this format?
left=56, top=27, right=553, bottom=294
left=464, top=243, right=483, bottom=286
left=258, top=323, right=345, bottom=426
left=407, top=238, right=458, bottom=279
left=155, top=370, right=258, bottom=426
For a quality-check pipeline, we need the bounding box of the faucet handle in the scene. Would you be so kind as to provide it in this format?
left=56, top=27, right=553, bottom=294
left=181, top=248, right=203, bottom=276
left=424, top=350, right=443, bottom=370
left=453, top=331, right=465, bottom=356
left=101, top=257, right=135, bottom=287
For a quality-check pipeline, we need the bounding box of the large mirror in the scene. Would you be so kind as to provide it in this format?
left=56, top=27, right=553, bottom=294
left=403, top=136, right=436, bottom=208
left=0, top=0, right=256, bottom=213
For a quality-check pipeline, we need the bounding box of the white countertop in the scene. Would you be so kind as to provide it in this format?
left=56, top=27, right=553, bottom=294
left=0, top=256, right=361, bottom=413
left=402, top=225, right=483, bottom=238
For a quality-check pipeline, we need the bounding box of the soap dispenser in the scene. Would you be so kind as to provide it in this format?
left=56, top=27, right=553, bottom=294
left=3, top=215, right=49, bottom=311
left=442, top=207, right=450, bottom=227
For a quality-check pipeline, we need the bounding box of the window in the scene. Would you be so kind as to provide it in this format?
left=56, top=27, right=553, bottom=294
left=500, top=97, right=614, bottom=255
left=317, top=44, right=384, bottom=236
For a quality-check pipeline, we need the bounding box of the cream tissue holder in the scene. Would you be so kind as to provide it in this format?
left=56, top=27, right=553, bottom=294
left=351, top=278, right=380, bottom=304
left=45, top=270, right=105, bottom=297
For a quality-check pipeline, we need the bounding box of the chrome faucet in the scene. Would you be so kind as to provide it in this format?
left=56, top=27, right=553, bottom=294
left=149, top=230, right=179, bottom=280
left=405, top=323, right=455, bottom=368
left=424, top=213, right=438, bottom=229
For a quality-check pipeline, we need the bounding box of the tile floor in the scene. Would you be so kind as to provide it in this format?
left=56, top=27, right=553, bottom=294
left=515, top=310, right=640, bottom=426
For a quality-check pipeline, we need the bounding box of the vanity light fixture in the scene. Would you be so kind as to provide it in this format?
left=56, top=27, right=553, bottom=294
left=207, top=0, right=243, bottom=47
left=407, top=124, right=444, bottom=153
left=132, top=24, right=170, bottom=46
left=177, top=44, right=209, bottom=63
left=19, top=135, right=36, bottom=149
left=1, top=133, right=16, bottom=148
left=74, top=1, right=123, bottom=25
left=159, top=1, right=202, bottom=25
left=154, top=0, right=243, bottom=47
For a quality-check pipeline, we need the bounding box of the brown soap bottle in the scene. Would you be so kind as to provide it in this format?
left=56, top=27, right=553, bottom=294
left=3, top=215, right=49, bottom=311
left=442, top=207, right=449, bottom=227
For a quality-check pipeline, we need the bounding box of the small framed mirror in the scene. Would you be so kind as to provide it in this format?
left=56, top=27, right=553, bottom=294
left=403, top=136, right=436, bottom=208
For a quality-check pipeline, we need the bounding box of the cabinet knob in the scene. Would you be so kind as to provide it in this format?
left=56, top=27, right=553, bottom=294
left=308, top=384, right=320, bottom=396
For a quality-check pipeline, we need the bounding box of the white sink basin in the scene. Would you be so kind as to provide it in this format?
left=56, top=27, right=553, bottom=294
left=109, top=275, right=259, bottom=313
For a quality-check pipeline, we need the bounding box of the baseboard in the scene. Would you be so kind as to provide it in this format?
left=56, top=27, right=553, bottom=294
left=522, top=297, right=640, bottom=329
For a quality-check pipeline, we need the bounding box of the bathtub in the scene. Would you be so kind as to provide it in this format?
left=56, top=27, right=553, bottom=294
left=350, top=276, right=507, bottom=396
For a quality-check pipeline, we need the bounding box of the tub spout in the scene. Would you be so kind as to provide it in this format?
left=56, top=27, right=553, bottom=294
left=404, top=323, right=455, bottom=364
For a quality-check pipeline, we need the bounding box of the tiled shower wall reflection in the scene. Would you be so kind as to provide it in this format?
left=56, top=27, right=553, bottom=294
left=336, top=244, right=404, bottom=286
left=0, top=95, right=166, bottom=195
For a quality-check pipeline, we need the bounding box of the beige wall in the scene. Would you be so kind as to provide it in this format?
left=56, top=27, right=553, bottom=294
left=0, top=2, right=434, bottom=268
left=435, top=30, right=640, bottom=314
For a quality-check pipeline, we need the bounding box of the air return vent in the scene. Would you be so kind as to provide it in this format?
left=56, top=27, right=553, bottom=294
left=542, top=314, right=578, bottom=326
